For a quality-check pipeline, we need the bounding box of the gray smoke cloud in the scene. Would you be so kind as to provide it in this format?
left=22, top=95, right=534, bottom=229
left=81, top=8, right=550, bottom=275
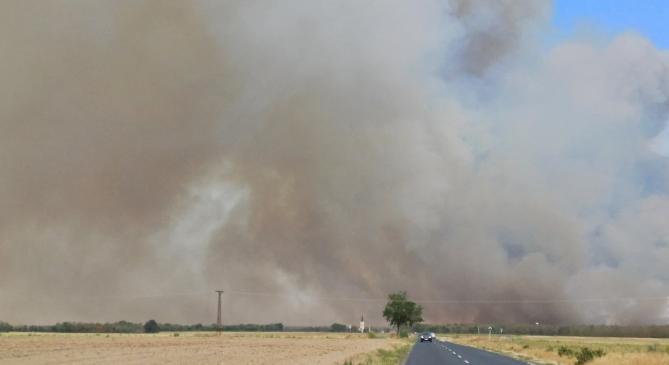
left=1, top=0, right=668, bottom=326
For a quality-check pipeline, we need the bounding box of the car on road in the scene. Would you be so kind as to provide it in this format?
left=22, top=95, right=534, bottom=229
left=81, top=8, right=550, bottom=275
left=419, top=331, right=436, bottom=342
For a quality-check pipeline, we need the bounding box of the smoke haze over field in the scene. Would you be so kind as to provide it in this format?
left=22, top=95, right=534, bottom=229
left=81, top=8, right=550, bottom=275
left=1, top=0, right=669, bottom=326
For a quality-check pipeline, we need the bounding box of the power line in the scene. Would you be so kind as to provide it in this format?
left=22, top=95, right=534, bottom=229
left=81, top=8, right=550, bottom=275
left=220, top=290, right=669, bottom=304
left=32, top=289, right=669, bottom=304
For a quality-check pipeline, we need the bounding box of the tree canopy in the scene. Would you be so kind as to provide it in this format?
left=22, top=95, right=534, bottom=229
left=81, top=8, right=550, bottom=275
left=330, top=323, right=348, bottom=332
left=382, top=291, right=423, bottom=334
left=143, top=319, right=160, bottom=333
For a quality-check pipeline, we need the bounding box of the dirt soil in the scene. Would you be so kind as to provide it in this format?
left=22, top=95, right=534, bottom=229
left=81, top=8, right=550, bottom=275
left=0, top=332, right=398, bottom=364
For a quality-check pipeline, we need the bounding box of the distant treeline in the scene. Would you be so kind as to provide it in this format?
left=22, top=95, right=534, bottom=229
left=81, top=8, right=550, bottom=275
left=285, top=325, right=332, bottom=332
left=286, top=323, right=391, bottom=332
left=414, top=323, right=669, bottom=338
left=0, top=321, right=283, bottom=333
left=0, top=320, right=373, bottom=334
left=4, top=320, right=668, bottom=338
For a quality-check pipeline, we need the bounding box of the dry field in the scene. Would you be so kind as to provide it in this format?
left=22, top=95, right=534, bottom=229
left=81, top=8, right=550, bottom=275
left=0, top=332, right=402, bottom=365
left=445, top=334, right=669, bottom=365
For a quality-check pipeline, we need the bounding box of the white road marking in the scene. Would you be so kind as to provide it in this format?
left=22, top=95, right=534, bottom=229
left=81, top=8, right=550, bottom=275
left=458, top=355, right=462, bottom=359
left=464, top=361, right=470, bottom=364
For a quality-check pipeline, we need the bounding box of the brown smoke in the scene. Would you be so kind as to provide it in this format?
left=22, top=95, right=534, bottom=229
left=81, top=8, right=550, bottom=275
left=1, top=0, right=668, bottom=326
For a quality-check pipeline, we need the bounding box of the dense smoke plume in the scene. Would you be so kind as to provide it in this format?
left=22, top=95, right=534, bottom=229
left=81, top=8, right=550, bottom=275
left=1, top=0, right=668, bottom=326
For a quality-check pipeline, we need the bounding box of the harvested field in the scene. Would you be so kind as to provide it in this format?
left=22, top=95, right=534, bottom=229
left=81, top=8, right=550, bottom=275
left=445, top=334, right=669, bottom=365
left=0, top=332, right=401, bottom=365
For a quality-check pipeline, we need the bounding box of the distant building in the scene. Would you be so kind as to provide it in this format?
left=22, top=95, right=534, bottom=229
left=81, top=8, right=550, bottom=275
left=359, top=314, right=365, bottom=333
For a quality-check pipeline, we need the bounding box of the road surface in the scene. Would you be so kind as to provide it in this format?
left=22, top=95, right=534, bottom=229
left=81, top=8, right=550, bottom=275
left=405, top=339, right=528, bottom=365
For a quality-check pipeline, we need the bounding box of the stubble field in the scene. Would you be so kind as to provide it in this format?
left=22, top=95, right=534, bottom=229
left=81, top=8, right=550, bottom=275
left=0, top=332, right=402, bottom=365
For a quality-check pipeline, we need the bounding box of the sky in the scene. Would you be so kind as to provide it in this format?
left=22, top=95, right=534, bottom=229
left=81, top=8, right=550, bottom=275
left=552, top=0, right=669, bottom=49
left=1, top=0, right=669, bottom=327
left=551, top=1, right=669, bottom=155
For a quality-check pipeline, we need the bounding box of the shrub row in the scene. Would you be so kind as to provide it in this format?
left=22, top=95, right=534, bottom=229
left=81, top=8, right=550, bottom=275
left=413, top=323, right=669, bottom=338
left=0, top=321, right=283, bottom=333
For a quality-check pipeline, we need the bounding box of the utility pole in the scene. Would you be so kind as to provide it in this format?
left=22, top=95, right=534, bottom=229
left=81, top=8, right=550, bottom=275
left=215, top=290, right=224, bottom=335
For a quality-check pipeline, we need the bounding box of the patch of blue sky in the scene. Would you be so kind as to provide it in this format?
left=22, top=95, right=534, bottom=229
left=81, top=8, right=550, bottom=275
left=551, top=0, right=669, bottom=49
left=549, top=1, right=669, bottom=158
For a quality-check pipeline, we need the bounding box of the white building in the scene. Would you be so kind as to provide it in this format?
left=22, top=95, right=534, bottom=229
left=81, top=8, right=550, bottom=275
left=359, top=314, right=365, bottom=333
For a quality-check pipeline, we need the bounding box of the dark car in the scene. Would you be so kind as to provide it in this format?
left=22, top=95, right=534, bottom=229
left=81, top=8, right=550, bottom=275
left=419, top=331, right=436, bottom=342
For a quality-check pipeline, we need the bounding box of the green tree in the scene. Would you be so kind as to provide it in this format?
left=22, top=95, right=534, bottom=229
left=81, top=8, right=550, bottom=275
left=330, top=323, right=348, bottom=332
left=0, top=321, right=12, bottom=332
left=143, top=319, right=160, bottom=333
left=382, top=291, right=423, bottom=334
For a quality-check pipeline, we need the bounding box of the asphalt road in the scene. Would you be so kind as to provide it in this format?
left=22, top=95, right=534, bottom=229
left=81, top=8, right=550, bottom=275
left=405, top=339, right=528, bottom=365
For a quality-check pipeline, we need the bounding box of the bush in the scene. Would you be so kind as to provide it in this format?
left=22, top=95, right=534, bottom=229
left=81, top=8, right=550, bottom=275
left=399, top=328, right=409, bottom=338
left=557, top=346, right=574, bottom=357
left=143, top=320, right=160, bottom=333
left=575, top=347, right=605, bottom=365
